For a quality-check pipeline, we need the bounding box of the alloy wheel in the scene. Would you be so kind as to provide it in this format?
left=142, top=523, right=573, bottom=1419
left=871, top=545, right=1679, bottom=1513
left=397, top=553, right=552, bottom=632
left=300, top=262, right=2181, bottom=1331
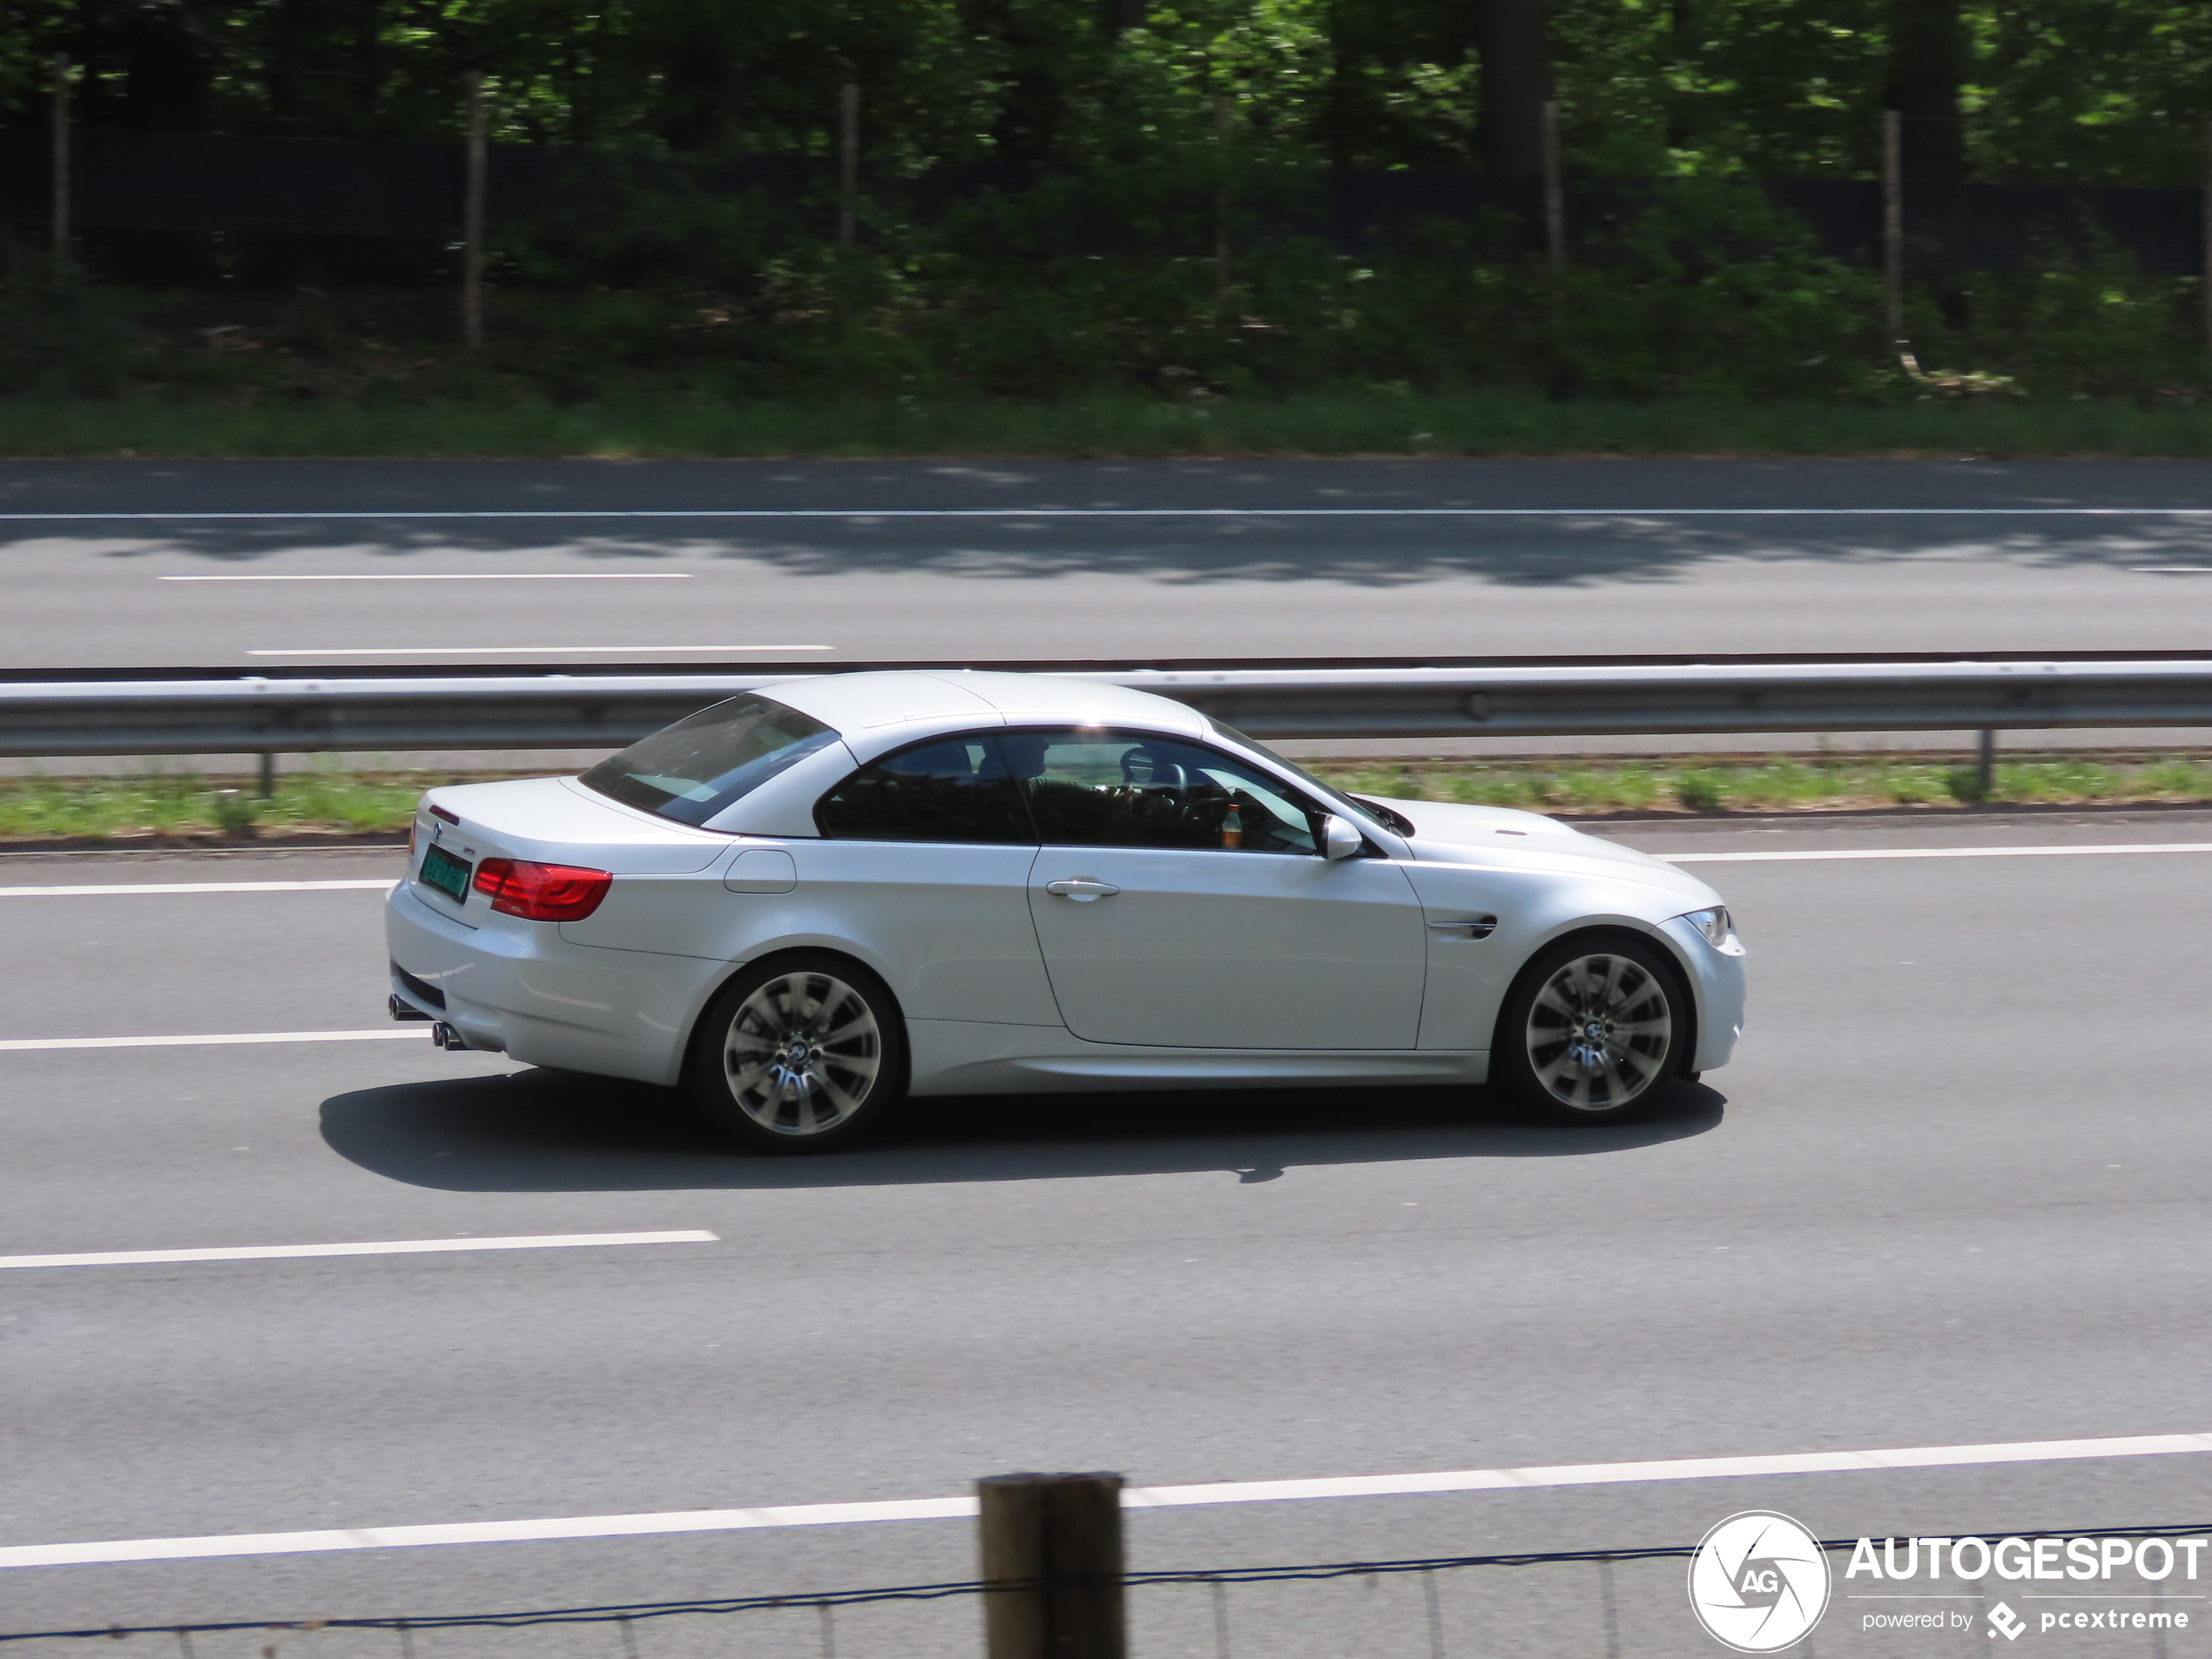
left=1523, top=952, right=1673, bottom=1112
left=723, top=970, right=883, bottom=1136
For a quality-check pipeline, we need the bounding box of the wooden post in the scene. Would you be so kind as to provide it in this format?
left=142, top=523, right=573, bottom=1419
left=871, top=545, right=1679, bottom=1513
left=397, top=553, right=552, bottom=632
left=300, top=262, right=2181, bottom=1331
left=837, top=81, right=859, bottom=249
left=2202, top=122, right=2212, bottom=357
left=978, top=1473, right=1126, bottom=1659
left=1882, top=108, right=1904, bottom=347
left=1540, top=98, right=1564, bottom=269
left=50, top=53, right=70, bottom=272
left=1213, top=91, right=1232, bottom=304
left=462, top=72, right=488, bottom=349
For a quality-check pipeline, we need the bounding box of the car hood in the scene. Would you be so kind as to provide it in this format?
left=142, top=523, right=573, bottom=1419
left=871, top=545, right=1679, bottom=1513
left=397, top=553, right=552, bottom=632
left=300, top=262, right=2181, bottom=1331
left=1368, top=797, right=1716, bottom=900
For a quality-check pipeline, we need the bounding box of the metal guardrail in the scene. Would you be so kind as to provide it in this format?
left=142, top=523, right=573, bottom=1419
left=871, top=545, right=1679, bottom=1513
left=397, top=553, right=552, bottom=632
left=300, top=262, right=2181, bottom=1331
left=5, top=660, right=2212, bottom=758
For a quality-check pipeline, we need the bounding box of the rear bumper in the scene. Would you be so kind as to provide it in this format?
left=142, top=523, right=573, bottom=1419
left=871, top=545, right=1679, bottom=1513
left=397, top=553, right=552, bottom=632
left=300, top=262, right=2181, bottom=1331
left=384, top=880, right=720, bottom=1085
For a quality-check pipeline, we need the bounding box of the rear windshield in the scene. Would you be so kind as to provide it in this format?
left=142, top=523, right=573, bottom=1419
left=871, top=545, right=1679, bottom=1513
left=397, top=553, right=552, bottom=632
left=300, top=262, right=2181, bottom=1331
left=580, top=694, right=840, bottom=826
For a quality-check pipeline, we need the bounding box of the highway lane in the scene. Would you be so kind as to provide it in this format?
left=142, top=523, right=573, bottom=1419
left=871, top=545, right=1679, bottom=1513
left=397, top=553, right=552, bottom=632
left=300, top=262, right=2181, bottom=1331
left=3, top=818, right=2212, bottom=1656
left=6, top=459, right=2212, bottom=667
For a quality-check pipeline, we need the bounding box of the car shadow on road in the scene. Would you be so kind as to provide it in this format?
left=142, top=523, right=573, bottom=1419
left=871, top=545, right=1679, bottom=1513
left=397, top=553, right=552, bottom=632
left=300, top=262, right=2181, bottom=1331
left=319, top=1068, right=1724, bottom=1192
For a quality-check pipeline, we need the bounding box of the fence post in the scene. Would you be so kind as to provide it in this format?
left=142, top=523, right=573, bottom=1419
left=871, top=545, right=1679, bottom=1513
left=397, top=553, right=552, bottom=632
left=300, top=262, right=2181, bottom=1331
left=837, top=82, right=859, bottom=249
left=50, top=53, right=70, bottom=272
left=978, top=1472, right=1126, bottom=1659
left=2202, top=121, right=2211, bottom=358
left=1213, top=91, right=1233, bottom=303
left=1540, top=98, right=1564, bottom=269
left=462, top=71, right=488, bottom=349
left=1882, top=108, right=1904, bottom=348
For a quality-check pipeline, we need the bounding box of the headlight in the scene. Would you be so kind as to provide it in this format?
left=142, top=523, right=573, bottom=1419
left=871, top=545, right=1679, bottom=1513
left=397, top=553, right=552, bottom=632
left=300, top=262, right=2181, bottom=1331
left=1679, top=906, right=1733, bottom=948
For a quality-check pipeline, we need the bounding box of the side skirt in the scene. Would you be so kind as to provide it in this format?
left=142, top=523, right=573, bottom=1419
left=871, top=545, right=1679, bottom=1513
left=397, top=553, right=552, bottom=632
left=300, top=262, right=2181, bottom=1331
left=905, top=1019, right=1487, bottom=1096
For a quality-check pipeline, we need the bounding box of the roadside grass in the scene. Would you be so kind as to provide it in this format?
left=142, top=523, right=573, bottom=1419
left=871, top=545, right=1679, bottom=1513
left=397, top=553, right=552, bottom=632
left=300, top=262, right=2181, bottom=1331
left=6, top=754, right=2212, bottom=844
left=0, top=769, right=435, bottom=841
left=1313, top=755, right=2212, bottom=816
left=11, top=392, right=2212, bottom=458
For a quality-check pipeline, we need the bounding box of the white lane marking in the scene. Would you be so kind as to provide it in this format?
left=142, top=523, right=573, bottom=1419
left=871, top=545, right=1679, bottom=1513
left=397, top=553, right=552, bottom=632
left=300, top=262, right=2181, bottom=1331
left=247, top=644, right=833, bottom=656
left=2131, top=566, right=2212, bottom=574
left=0, top=506, right=2209, bottom=522
left=0, top=1231, right=717, bottom=1271
left=0, top=1028, right=423, bottom=1052
left=1124, top=1431, right=2212, bottom=1507
left=161, top=573, right=694, bottom=582
left=3, top=1430, right=2205, bottom=1570
left=0, top=880, right=393, bottom=898
left=1662, top=841, right=2212, bottom=864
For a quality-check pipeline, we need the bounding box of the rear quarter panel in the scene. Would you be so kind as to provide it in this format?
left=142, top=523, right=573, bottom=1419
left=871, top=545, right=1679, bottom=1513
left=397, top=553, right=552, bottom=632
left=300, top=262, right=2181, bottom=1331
left=557, top=838, right=1063, bottom=1028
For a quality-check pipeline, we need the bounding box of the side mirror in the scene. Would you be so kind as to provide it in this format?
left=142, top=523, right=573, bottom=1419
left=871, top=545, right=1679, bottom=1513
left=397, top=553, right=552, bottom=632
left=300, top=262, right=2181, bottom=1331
left=1320, top=814, right=1364, bottom=860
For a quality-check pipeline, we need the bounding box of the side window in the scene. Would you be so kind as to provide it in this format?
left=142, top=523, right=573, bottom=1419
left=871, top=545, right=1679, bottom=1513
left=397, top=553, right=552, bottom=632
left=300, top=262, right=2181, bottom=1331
left=814, top=734, right=1035, bottom=845
left=1006, top=730, right=1321, bottom=855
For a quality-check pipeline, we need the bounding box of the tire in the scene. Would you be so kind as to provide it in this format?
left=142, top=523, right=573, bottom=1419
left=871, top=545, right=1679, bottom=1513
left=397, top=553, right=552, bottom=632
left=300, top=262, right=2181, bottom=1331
left=686, top=953, right=907, bottom=1153
left=1492, top=934, right=1685, bottom=1123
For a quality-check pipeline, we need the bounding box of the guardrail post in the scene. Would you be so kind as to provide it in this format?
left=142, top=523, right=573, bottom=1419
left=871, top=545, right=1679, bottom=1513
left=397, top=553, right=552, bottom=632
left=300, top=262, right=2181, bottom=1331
left=1975, top=727, right=1995, bottom=799
left=979, top=1472, right=1125, bottom=1659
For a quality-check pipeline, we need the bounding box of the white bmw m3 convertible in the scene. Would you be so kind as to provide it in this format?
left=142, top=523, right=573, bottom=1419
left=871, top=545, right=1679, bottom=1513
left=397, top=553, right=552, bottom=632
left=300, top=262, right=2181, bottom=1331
left=385, top=671, right=1745, bottom=1150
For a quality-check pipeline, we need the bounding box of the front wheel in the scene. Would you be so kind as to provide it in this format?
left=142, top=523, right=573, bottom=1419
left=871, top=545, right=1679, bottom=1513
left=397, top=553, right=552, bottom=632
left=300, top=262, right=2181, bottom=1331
left=686, top=954, right=907, bottom=1153
left=1493, top=935, right=1683, bottom=1123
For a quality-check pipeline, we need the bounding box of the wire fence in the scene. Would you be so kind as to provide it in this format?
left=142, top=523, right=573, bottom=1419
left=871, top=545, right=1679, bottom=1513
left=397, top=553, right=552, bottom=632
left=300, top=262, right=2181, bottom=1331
left=5, top=1522, right=2208, bottom=1659
left=2, top=128, right=2204, bottom=270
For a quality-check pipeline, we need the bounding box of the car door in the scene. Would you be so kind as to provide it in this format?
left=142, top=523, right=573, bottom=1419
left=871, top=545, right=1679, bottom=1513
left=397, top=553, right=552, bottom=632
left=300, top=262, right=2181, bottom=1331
left=802, top=732, right=1060, bottom=1027
left=1017, top=729, right=1426, bottom=1048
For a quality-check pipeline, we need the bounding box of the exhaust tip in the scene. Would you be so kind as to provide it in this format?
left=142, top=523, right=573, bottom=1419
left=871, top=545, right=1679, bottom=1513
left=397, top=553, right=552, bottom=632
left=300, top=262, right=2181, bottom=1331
left=388, top=995, right=433, bottom=1023
left=431, top=1022, right=464, bottom=1050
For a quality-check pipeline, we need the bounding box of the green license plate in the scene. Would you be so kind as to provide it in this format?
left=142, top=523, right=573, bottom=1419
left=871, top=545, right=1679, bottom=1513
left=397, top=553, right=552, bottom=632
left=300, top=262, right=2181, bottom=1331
left=419, top=842, right=472, bottom=903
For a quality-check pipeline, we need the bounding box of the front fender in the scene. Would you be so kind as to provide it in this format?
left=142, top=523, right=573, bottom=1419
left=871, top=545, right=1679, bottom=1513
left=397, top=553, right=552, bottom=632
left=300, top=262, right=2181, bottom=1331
left=1399, top=857, right=1730, bottom=1058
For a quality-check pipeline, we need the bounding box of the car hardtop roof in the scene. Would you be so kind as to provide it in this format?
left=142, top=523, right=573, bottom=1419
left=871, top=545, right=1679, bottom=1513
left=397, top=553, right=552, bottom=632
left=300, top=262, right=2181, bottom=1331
left=758, top=668, right=1210, bottom=739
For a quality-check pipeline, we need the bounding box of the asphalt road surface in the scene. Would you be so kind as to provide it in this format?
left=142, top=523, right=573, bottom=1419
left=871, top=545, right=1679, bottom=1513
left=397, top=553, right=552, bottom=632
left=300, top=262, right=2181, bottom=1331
left=8, top=459, right=2212, bottom=670
left=3, top=811, right=2211, bottom=1658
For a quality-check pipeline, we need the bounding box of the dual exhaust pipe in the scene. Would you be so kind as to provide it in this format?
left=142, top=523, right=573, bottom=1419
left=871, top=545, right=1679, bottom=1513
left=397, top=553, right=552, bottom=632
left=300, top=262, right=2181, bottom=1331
left=386, top=993, right=480, bottom=1053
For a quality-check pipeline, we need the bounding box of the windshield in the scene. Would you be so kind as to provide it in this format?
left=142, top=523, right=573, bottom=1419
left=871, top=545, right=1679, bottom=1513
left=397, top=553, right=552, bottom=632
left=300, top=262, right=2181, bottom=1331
left=1205, top=718, right=1413, bottom=834
left=581, top=694, right=840, bottom=826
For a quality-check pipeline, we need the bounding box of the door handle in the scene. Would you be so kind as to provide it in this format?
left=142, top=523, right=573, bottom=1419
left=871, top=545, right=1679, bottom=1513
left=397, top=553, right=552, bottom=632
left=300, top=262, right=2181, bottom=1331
left=1045, top=877, right=1122, bottom=900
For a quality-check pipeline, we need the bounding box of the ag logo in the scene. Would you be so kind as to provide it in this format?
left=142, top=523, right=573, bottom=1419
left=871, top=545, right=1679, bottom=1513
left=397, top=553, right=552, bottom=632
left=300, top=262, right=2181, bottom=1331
left=1688, top=1511, right=1832, bottom=1652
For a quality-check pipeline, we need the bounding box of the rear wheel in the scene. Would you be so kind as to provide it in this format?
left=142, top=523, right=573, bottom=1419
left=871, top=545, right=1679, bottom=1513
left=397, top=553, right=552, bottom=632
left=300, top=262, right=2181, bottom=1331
left=1494, top=935, right=1683, bottom=1123
left=687, top=954, right=906, bottom=1152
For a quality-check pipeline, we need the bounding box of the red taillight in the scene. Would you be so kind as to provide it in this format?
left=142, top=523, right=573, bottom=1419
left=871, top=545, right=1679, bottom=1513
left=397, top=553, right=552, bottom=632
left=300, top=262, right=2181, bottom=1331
left=471, top=859, right=613, bottom=921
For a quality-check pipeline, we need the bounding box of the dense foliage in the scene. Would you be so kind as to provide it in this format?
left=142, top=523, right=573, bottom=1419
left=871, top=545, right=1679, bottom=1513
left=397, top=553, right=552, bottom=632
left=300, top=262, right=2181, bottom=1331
left=1, top=0, right=2209, bottom=410
left=6, top=0, right=2210, bottom=182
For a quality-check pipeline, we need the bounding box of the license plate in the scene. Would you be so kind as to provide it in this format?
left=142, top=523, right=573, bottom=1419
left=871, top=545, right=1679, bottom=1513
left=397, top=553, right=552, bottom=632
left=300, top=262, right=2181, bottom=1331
left=419, top=842, right=473, bottom=904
